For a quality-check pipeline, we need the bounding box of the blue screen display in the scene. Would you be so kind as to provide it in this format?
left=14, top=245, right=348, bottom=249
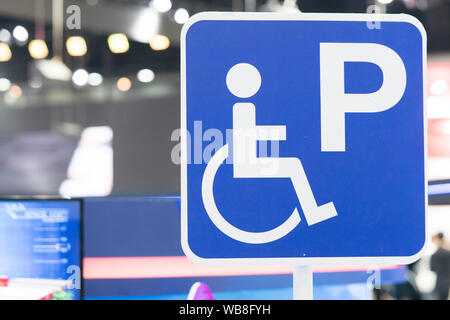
left=0, top=200, right=81, bottom=300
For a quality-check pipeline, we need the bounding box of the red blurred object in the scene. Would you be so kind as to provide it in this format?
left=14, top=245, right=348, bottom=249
left=428, top=119, right=450, bottom=158
left=427, top=62, right=450, bottom=181
left=40, top=293, right=54, bottom=300
left=0, top=276, right=8, bottom=287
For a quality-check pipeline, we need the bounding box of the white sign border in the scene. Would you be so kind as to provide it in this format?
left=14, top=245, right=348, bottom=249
left=180, top=12, right=428, bottom=266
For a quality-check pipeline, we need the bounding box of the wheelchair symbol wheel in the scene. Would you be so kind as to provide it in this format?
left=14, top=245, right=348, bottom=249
left=202, top=144, right=302, bottom=244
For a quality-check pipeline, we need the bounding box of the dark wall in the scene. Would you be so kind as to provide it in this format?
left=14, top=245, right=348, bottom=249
left=110, top=97, right=180, bottom=196
left=0, top=95, right=181, bottom=196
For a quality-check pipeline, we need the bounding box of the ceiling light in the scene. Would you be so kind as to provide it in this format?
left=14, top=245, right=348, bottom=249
left=443, top=120, right=450, bottom=135
left=28, top=40, right=49, bottom=59
left=0, top=78, right=11, bottom=91
left=137, top=69, right=155, bottom=83
left=9, top=85, right=22, bottom=99
left=88, top=72, right=103, bottom=86
left=29, top=77, right=43, bottom=89
left=107, top=33, right=129, bottom=54
left=66, top=36, right=87, bottom=56
left=12, top=25, right=28, bottom=43
left=427, top=96, right=450, bottom=119
left=72, top=69, right=89, bottom=87
left=130, top=8, right=160, bottom=43
left=0, top=43, right=12, bottom=62
left=377, top=0, right=393, bottom=4
left=116, top=77, right=132, bottom=92
left=430, top=80, right=448, bottom=96
left=0, top=29, right=11, bottom=44
left=174, top=8, right=189, bottom=24
left=149, top=34, right=170, bottom=51
left=151, top=0, right=172, bottom=13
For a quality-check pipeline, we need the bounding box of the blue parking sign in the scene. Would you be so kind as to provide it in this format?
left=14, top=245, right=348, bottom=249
left=181, top=13, right=427, bottom=264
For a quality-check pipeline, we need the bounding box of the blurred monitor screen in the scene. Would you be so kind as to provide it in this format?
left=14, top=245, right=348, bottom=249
left=0, top=199, right=82, bottom=300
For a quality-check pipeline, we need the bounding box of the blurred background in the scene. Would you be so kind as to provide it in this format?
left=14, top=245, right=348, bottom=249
left=0, top=0, right=448, bottom=300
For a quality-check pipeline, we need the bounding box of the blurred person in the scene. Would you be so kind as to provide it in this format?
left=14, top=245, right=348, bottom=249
left=430, top=232, right=450, bottom=300
left=373, top=285, right=395, bottom=300
left=392, top=261, right=422, bottom=300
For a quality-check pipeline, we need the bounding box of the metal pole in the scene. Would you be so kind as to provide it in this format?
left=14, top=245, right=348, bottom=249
left=293, top=265, right=313, bottom=300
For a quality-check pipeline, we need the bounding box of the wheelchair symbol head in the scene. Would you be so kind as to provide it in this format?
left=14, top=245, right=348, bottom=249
left=226, top=63, right=261, bottom=98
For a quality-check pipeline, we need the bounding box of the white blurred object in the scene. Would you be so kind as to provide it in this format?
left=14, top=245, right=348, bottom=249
left=0, top=78, right=11, bottom=92
left=430, top=80, right=448, bottom=96
left=35, top=59, right=72, bottom=81
left=88, top=72, right=103, bottom=86
left=0, top=29, right=11, bottom=44
left=415, top=257, right=437, bottom=294
left=428, top=157, right=450, bottom=181
left=151, top=0, right=172, bottom=13
left=72, top=69, right=89, bottom=87
left=259, top=0, right=300, bottom=13
left=0, top=278, right=71, bottom=300
left=137, top=68, right=155, bottom=83
left=130, top=8, right=160, bottom=43
left=12, top=25, right=28, bottom=43
left=59, top=126, right=113, bottom=197
left=174, top=8, right=189, bottom=24
left=415, top=241, right=438, bottom=294
left=428, top=205, right=450, bottom=241
left=427, top=96, right=450, bottom=119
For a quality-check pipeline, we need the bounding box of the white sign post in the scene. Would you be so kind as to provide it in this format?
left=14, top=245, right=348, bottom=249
left=181, top=12, right=427, bottom=301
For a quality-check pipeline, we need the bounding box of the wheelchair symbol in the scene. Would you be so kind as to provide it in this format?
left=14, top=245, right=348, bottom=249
left=202, top=63, right=338, bottom=244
